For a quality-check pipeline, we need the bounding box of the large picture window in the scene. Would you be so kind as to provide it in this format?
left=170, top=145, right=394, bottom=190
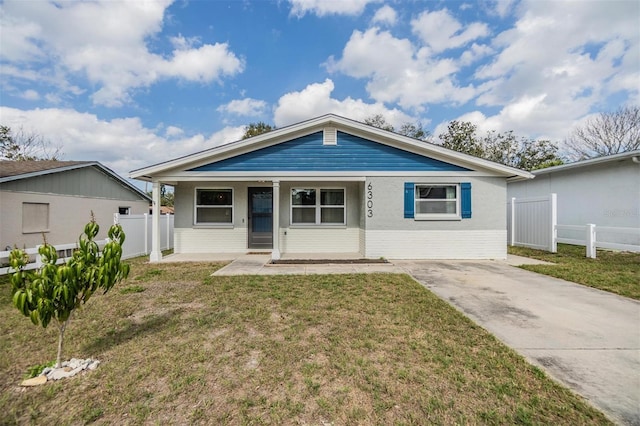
left=415, top=184, right=459, bottom=219
left=195, top=188, right=233, bottom=224
left=291, top=188, right=345, bottom=225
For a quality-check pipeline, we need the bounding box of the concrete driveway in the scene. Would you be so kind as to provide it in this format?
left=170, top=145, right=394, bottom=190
left=396, top=260, right=640, bottom=425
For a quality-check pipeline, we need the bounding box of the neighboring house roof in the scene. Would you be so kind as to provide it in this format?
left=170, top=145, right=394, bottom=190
left=0, top=160, right=151, bottom=202
left=509, top=150, right=640, bottom=182
left=131, top=114, right=534, bottom=181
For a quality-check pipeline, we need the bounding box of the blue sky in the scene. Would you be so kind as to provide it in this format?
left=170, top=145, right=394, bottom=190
left=1, top=0, right=638, bottom=180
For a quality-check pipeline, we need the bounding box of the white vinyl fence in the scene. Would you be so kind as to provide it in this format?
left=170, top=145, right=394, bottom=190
left=0, top=214, right=174, bottom=275
left=508, top=194, right=640, bottom=258
left=508, top=194, right=557, bottom=252
left=115, top=213, right=174, bottom=259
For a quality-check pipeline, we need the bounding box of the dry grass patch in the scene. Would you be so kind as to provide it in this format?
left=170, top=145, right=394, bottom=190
left=1, top=260, right=610, bottom=425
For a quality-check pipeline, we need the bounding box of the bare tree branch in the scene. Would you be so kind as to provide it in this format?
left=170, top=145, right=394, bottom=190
left=565, top=106, right=640, bottom=160
left=0, top=125, right=63, bottom=161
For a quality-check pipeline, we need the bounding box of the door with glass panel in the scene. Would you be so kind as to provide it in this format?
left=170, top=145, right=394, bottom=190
left=248, top=187, right=273, bottom=249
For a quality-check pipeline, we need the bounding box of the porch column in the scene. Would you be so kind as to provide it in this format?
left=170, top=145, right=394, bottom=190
left=272, top=180, right=281, bottom=260
left=150, top=180, right=162, bottom=262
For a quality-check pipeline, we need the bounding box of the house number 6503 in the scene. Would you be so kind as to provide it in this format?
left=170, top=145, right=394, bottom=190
left=367, top=182, right=373, bottom=217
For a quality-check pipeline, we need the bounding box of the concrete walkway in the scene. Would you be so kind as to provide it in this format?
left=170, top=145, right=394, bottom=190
left=206, top=253, right=639, bottom=423
left=395, top=260, right=640, bottom=426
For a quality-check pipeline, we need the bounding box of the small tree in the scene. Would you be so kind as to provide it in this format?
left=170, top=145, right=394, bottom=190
left=9, top=215, right=130, bottom=368
left=242, top=122, right=275, bottom=139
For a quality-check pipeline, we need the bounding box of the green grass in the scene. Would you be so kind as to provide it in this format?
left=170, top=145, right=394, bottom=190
left=0, top=259, right=611, bottom=425
left=509, top=244, right=640, bottom=300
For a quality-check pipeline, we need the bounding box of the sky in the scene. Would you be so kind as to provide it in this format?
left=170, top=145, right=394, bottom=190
left=1, top=0, right=638, bottom=183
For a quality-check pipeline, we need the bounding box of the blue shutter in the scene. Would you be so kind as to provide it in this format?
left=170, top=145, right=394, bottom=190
left=404, top=182, right=414, bottom=218
left=461, top=182, right=472, bottom=219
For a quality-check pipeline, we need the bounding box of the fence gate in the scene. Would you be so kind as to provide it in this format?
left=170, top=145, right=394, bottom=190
left=507, top=194, right=557, bottom=252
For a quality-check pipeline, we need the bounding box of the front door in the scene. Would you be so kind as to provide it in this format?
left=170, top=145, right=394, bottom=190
left=248, top=187, right=273, bottom=249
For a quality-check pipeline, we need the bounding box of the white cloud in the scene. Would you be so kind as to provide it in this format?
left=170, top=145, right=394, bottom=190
left=489, top=0, right=517, bottom=18
left=165, top=126, right=184, bottom=138
left=411, top=9, right=490, bottom=54
left=273, top=79, right=416, bottom=128
left=468, top=0, right=639, bottom=140
left=371, top=5, right=397, bottom=26
left=1, top=0, right=244, bottom=107
left=327, top=28, right=476, bottom=109
left=288, top=0, right=379, bottom=17
left=0, top=106, right=244, bottom=178
left=20, top=90, right=40, bottom=101
left=217, top=98, right=268, bottom=116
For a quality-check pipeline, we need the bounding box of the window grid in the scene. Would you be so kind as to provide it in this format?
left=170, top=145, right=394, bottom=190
left=414, top=184, right=460, bottom=219
left=291, top=188, right=345, bottom=225
left=194, top=188, right=234, bottom=225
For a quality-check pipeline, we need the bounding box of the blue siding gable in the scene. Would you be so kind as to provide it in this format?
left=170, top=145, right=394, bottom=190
left=189, top=131, right=471, bottom=172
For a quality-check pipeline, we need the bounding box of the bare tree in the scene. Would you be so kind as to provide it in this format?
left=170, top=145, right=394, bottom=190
left=0, top=125, right=63, bottom=161
left=565, top=106, right=640, bottom=160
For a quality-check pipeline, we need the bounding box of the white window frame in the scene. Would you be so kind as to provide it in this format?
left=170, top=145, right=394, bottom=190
left=414, top=184, right=461, bottom=221
left=118, top=206, right=131, bottom=215
left=290, top=187, right=346, bottom=226
left=194, top=187, right=234, bottom=226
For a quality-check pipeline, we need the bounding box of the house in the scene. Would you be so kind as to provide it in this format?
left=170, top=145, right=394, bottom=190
left=0, top=160, right=151, bottom=250
left=507, top=150, right=640, bottom=248
left=130, top=114, right=533, bottom=261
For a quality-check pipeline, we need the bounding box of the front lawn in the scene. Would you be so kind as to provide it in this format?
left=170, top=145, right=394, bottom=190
left=0, top=260, right=610, bottom=425
left=509, top=244, right=640, bottom=300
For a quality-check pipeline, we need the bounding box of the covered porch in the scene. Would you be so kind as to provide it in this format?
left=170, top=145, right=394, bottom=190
left=147, top=177, right=366, bottom=263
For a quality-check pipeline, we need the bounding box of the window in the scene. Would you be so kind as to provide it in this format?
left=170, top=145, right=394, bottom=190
left=22, top=202, right=49, bottom=233
left=118, top=207, right=130, bottom=215
left=291, top=188, right=345, bottom=225
left=415, top=184, right=459, bottom=219
left=195, top=188, right=233, bottom=224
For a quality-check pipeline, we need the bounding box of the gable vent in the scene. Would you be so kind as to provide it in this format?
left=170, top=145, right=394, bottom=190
left=323, top=127, right=337, bottom=145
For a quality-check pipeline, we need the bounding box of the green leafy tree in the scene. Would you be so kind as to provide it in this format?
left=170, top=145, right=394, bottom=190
left=398, top=122, right=431, bottom=141
left=439, top=121, right=563, bottom=171
left=9, top=215, right=130, bottom=367
left=363, top=114, right=431, bottom=141
left=242, top=122, right=275, bottom=139
left=364, top=114, right=394, bottom=132
left=439, top=121, right=485, bottom=157
left=0, top=125, right=62, bottom=161
left=146, top=184, right=174, bottom=207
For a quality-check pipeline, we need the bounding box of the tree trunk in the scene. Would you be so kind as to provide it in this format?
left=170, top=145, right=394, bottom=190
left=56, top=320, right=68, bottom=368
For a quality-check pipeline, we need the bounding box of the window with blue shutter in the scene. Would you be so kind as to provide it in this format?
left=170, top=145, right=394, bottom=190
left=404, top=182, right=414, bottom=218
left=408, top=182, right=472, bottom=220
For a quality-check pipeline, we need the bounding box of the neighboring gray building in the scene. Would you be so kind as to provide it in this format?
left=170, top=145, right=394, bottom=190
left=508, top=150, right=640, bottom=247
left=0, top=161, right=151, bottom=250
left=131, top=114, right=533, bottom=261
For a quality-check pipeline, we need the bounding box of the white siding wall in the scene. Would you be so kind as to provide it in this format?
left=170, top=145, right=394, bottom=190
left=174, top=227, right=247, bottom=253
left=365, top=230, right=507, bottom=259
left=508, top=160, right=639, bottom=229
left=0, top=191, right=148, bottom=249
left=279, top=227, right=361, bottom=253
left=507, top=160, right=640, bottom=246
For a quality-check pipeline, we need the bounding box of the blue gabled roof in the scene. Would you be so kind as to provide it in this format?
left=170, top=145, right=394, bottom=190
left=189, top=131, right=470, bottom=172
